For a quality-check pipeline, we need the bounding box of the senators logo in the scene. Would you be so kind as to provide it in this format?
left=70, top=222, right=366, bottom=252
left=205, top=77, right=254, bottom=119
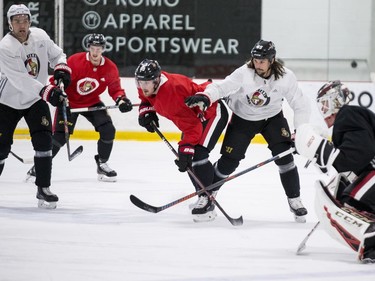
left=247, top=88, right=270, bottom=107
left=24, top=54, right=40, bottom=78
left=41, top=116, right=49, bottom=127
left=281, top=128, right=290, bottom=138
left=77, top=78, right=100, bottom=95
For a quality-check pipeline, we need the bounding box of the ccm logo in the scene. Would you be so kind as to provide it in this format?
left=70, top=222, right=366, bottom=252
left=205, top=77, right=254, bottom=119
left=307, top=136, right=315, bottom=147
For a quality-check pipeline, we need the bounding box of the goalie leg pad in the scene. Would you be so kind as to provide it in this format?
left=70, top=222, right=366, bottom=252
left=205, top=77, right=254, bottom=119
left=315, top=180, right=375, bottom=261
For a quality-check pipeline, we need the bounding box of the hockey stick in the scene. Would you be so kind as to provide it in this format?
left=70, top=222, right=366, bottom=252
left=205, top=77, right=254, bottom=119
left=296, top=221, right=320, bottom=254
left=70, top=103, right=140, bottom=113
left=130, top=146, right=295, bottom=216
left=59, top=82, right=83, bottom=161
left=150, top=123, right=243, bottom=226
left=9, top=151, right=33, bottom=164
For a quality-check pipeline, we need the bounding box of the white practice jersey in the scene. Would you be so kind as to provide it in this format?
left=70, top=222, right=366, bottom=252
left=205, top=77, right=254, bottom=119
left=0, top=27, right=67, bottom=109
left=204, top=64, right=311, bottom=129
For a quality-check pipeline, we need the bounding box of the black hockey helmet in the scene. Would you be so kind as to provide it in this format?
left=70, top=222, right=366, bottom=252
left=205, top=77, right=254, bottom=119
left=251, top=40, right=276, bottom=60
left=135, top=59, right=161, bottom=81
left=317, top=80, right=350, bottom=118
left=87, top=33, right=106, bottom=48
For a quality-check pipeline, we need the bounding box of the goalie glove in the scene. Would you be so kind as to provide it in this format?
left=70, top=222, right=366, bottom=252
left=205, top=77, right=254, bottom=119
left=185, top=93, right=210, bottom=111
left=295, top=123, right=340, bottom=173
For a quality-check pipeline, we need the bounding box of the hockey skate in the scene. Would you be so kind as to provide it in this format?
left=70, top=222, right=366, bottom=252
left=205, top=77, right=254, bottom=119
left=192, top=195, right=217, bottom=222
left=25, top=165, right=36, bottom=183
left=36, top=187, right=58, bottom=209
left=362, top=248, right=375, bottom=264
left=189, top=190, right=217, bottom=210
left=288, top=196, right=308, bottom=223
left=95, top=155, right=117, bottom=182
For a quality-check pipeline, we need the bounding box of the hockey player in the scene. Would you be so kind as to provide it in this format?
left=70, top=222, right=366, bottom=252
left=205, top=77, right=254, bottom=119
left=295, top=80, right=375, bottom=263
left=0, top=4, right=71, bottom=208
left=26, top=33, right=133, bottom=182
left=185, top=40, right=311, bottom=223
left=135, top=59, right=229, bottom=222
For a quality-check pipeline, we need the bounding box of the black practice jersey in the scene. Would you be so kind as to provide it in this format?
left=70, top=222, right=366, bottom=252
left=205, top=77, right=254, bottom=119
left=332, top=105, right=375, bottom=175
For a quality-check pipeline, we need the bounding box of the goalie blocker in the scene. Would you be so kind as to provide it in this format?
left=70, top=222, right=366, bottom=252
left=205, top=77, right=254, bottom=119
left=315, top=176, right=375, bottom=263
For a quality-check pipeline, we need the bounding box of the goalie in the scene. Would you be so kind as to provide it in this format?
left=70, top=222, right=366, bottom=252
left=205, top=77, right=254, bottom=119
left=295, top=80, right=375, bottom=263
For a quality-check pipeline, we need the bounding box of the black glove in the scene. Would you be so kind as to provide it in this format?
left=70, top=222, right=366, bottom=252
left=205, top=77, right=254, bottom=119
left=138, top=105, right=159, bottom=132
left=174, top=144, right=195, bottom=172
left=185, top=94, right=210, bottom=111
left=39, top=85, right=66, bottom=107
left=116, top=96, right=133, bottom=113
left=54, top=63, right=72, bottom=90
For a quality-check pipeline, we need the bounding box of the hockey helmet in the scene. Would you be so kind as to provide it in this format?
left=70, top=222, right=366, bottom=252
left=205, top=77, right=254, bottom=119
left=87, top=34, right=106, bottom=48
left=135, top=59, right=161, bottom=81
left=251, top=40, right=276, bottom=60
left=7, top=4, right=31, bottom=22
left=317, top=80, right=350, bottom=119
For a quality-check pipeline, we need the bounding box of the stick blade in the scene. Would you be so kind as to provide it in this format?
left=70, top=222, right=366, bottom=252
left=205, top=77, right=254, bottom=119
left=231, top=215, right=244, bottom=226
left=130, top=195, right=159, bottom=213
left=296, top=243, right=307, bottom=255
left=68, top=145, right=83, bottom=161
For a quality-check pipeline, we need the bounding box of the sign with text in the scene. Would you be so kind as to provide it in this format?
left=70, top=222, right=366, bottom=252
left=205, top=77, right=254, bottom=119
left=3, top=0, right=261, bottom=78
left=65, top=0, right=261, bottom=77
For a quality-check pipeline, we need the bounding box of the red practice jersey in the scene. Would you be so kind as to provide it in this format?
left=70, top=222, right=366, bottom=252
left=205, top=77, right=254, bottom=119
left=137, top=71, right=219, bottom=146
left=50, top=52, right=125, bottom=108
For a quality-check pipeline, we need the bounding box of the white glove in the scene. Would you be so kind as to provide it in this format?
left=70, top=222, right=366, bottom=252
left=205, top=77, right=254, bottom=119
left=295, top=123, right=340, bottom=173
left=295, top=124, right=325, bottom=160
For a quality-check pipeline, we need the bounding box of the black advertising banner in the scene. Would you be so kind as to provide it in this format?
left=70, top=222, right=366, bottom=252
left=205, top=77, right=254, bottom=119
left=3, top=0, right=55, bottom=40
left=65, top=0, right=261, bottom=78
left=3, top=0, right=261, bottom=78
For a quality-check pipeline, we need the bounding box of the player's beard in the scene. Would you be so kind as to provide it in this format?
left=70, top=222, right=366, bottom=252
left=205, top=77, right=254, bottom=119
left=255, top=67, right=271, bottom=78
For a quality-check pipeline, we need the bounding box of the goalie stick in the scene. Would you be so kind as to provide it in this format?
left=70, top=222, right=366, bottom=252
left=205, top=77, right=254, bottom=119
left=59, top=81, right=83, bottom=161
left=70, top=103, right=140, bottom=113
left=150, top=123, right=243, bottom=226
left=9, top=151, right=33, bottom=164
left=296, top=176, right=338, bottom=254
left=130, top=146, right=295, bottom=217
left=296, top=221, right=320, bottom=254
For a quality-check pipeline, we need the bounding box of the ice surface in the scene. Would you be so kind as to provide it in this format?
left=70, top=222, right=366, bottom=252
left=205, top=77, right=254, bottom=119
left=1, top=140, right=374, bottom=280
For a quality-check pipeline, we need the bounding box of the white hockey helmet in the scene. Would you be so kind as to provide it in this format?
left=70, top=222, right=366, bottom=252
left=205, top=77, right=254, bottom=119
left=7, top=4, right=31, bottom=22
left=317, top=80, right=350, bottom=119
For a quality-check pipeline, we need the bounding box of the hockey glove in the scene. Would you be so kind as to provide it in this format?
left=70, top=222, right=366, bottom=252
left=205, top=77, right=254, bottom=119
left=116, top=96, right=133, bottom=113
left=295, top=123, right=340, bottom=173
left=40, top=85, right=66, bottom=107
left=54, top=63, right=72, bottom=90
left=185, top=93, right=210, bottom=111
left=138, top=104, right=159, bottom=132
left=174, top=144, right=195, bottom=172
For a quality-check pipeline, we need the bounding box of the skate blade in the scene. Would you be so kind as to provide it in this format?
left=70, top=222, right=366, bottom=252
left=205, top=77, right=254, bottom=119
left=361, top=258, right=375, bottom=264
left=193, top=210, right=217, bottom=223
left=294, top=215, right=306, bottom=223
left=24, top=174, right=36, bottom=183
left=97, top=175, right=117, bottom=182
left=38, top=200, right=57, bottom=209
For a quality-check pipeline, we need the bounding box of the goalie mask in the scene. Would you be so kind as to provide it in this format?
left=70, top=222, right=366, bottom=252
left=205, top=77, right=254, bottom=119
left=317, top=80, right=350, bottom=119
